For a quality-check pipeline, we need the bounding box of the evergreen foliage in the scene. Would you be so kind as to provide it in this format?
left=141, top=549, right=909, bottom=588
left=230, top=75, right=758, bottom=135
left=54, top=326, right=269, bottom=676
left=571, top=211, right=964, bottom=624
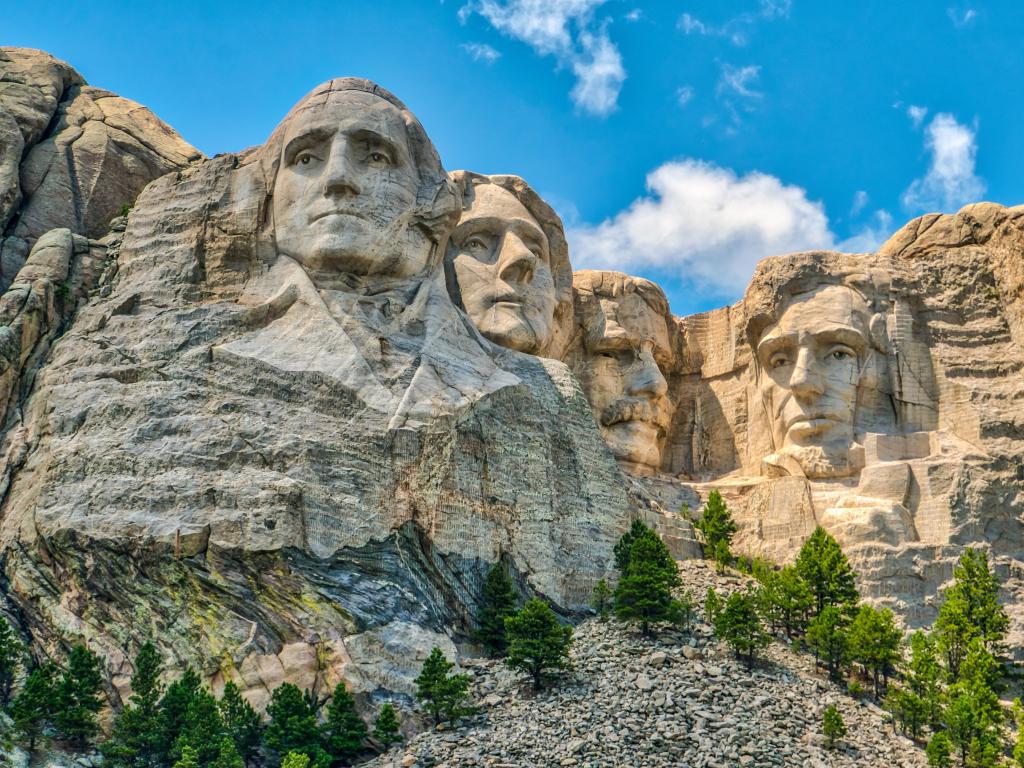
left=102, top=641, right=166, bottom=767
left=805, top=606, right=848, bottom=681
left=907, top=631, right=945, bottom=730
left=613, top=528, right=683, bottom=637
left=693, top=490, right=737, bottom=555
left=321, top=681, right=367, bottom=765
left=10, top=662, right=56, bottom=751
left=847, top=604, right=902, bottom=698
left=756, top=565, right=812, bottom=638
left=822, top=704, right=846, bottom=749
left=219, top=680, right=262, bottom=765
left=613, top=519, right=653, bottom=573
left=174, top=688, right=226, bottom=766
left=712, top=589, right=769, bottom=669
left=281, top=753, right=310, bottom=768
left=942, top=640, right=1003, bottom=767
left=591, top=579, right=613, bottom=620
left=795, top=527, right=858, bottom=616
left=712, top=539, right=731, bottom=574
left=474, top=563, right=518, bottom=657
left=935, top=548, right=1009, bottom=681
left=504, top=598, right=573, bottom=690
left=413, top=647, right=474, bottom=726
left=0, top=616, right=23, bottom=708
left=925, top=731, right=953, bottom=767
left=372, top=703, right=402, bottom=749
left=174, top=745, right=200, bottom=768
left=211, top=737, right=245, bottom=768
left=158, top=668, right=203, bottom=764
left=264, top=683, right=326, bottom=767
left=54, top=644, right=104, bottom=749
left=704, top=587, right=722, bottom=625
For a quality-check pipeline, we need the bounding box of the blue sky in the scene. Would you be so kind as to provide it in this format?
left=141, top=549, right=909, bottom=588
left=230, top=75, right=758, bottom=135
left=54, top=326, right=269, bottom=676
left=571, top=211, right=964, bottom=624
left=6, top=1, right=1022, bottom=315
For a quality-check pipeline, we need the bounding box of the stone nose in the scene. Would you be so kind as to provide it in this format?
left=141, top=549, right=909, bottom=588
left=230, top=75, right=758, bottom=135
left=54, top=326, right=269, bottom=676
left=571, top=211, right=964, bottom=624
left=625, top=346, right=668, bottom=400
left=322, top=136, right=361, bottom=197
left=789, top=347, right=825, bottom=399
left=496, top=231, right=536, bottom=286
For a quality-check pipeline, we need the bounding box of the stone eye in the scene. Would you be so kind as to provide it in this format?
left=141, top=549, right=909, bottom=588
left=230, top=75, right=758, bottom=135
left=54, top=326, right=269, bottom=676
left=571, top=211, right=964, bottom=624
left=296, top=152, right=314, bottom=166
left=829, top=348, right=854, bottom=361
left=770, top=355, right=789, bottom=369
left=465, top=236, right=489, bottom=253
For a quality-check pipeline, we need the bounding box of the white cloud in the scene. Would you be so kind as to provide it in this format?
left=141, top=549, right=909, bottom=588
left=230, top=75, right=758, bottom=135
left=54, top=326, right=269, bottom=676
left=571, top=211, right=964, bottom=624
left=460, top=0, right=625, bottom=115
left=850, top=190, right=869, bottom=217
left=718, top=64, right=762, bottom=98
left=568, top=160, right=834, bottom=295
left=624, top=8, right=642, bottom=22
left=837, top=210, right=894, bottom=253
left=677, top=1, right=791, bottom=46
left=907, top=104, right=928, bottom=127
left=461, top=42, right=502, bottom=63
left=947, top=6, right=977, bottom=27
left=676, top=85, right=695, bottom=107
left=902, top=112, right=985, bottom=212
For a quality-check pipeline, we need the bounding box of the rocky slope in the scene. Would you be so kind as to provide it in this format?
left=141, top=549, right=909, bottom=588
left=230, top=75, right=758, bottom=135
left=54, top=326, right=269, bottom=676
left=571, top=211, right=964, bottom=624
left=368, top=562, right=929, bottom=768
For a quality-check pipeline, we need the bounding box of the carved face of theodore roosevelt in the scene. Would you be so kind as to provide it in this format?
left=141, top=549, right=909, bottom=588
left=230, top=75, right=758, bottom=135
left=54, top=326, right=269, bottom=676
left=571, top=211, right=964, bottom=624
left=271, top=88, right=429, bottom=280
left=570, top=273, right=674, bottom=475
left=448, top=183, right=557, bottom=354
left=756, top=284, right=869, bottom=478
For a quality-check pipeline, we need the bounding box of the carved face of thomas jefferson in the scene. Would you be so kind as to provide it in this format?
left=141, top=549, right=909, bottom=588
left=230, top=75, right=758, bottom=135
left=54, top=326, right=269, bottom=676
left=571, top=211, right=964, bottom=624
left=448, top=183, right=557, bottom=354
left=756, top=284, right=870, bottom=477
left=271, top=89, right=429, bottom=281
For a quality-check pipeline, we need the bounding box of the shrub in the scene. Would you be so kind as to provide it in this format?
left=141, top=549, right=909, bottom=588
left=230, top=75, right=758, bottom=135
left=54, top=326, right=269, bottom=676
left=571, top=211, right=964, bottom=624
left=822, top=705, right=846, bottom=749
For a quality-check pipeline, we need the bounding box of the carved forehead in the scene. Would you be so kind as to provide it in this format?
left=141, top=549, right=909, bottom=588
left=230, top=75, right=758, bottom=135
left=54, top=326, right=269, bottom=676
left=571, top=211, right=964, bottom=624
left=584, top=292, right=671, bottom=356
left=764, top=284, right=871, bottom=340
left=460, top=184, right=543, bottom=233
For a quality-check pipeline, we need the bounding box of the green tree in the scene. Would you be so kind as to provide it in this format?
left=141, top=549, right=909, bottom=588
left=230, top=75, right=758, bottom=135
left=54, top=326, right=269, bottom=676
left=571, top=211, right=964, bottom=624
left=212, top=737, right=245, bottom=768
left=795, top=527, right=859, bottom=616
left=264, top=683, right=325, bottom=767
left=806, top=605, right=849, bottom=681
left=758, top=566, right=813, bottom=639
left=102, top=641, right=166, bottom=768
left=321, top=681, right=367, bottom=765
left=885, top=687, right=928, bottom=741
left=474, top=563, right=518, bottom=657
left=614, top=529, right=683, bottom=637
left=907, top=631, right=945, bottom=730
left=219, top=680, right=262, bottom=766
left=174, top=745, right=200, bottom=768
left=704, top=587, right=723, bottom=625
left=1012, top=699, right=1024, bottom=768
left=713, top=539, right=732, bottom=574
left=712, top=589, right=769, bottom=669
left=0, top=616, right=24, bottom=708
left=10, top=662, right=56, bottom=751
left=413, top=647, right=474, bottom=726
left=847, top=604, right=902, bottom=698
left=943, top=640, right=1003, bottom=767
left=675, top=590, right=696, bottom=633
left=158, top=668, right=202, bottom=764
left=822, top=704, right=846, bottom=749
left=175, top=688, right=227, bottom=766
left=591, top=579, right=613, bottom=620
left=936, top=548, right=1009, bottom=681
left=281, top=753, right=310, bottom=768
left=614, top=519, right=653, bottom=573
left=372, top=703, right=401, bottom=749
left=54, top=644, right=104, bottom=750
left=693, top=490, right=737, bottom=556
left=504, top=598, right=573, bottom=690
left=926, top=731, right=953, bottom=768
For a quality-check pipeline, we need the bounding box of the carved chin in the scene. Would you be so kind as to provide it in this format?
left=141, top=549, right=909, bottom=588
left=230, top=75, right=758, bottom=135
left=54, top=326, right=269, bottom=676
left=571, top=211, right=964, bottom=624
left=477, top=306, right=547, bottom=354
left=602, top=421, right=663, bottom=474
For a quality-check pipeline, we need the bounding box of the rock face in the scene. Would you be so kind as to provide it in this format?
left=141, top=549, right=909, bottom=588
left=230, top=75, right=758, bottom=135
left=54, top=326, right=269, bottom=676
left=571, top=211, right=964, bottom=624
left=0, top=48, right=1022, bottom=717
left=0, top=75, right=633, bottom=711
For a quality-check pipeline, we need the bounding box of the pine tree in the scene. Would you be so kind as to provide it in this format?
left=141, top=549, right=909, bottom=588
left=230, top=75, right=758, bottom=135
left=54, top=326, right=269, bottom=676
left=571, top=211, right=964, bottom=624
left=805, top=605, right=849, bottom=681
left=158, top=667, right=202, bottom=764
left=712, top=588, right=769, bottom=669
left=372, top=703, right=401, bottom=749
left=693, top=490, right=737, bottom=556
left=713, top=539, right=731, bottom=574
left=175, top=687, right=227, bottom=766
left=907, top=631, right=944, bottom=730
left=943, top=639, right=1003, bottom=767
left=281, top=752, right=311, bottom=768
left=264, top=683, right=324, bottom=765
left=10, top=662, right=56, bottom=751
left=885, top=687, right=928, bottom=741
left=0, top=616, right=24, bottom=708
left=795, top=527, right=859, bottom=616
left=613, top=529, right=683, bottom=637
left=847, top=604, right=902, bottom=698
left=925, top=731, right=953, bottom=767
left=474, top=563, right=518, bottom=656
left=413, top=647, right=474, bottom=726
left=212, top=736, right=245, bottom=768
left=321, top=681, right=367, bottom=765
left=822, top=704, right=846, bottom=749
left=757, top=565, right=813, bottom=639
left=936, top=548, right=1009, bottom=681
left=102, top=640, right=166, bottom=768
left=613, top=519, right=653, bottom=573
left=54, top=644, right=104, bottom=750
left=219, top=680, right=262, bottom=765
left=704, top=587, right=722, bottom=625
left=504, top=598, right=573, bottom=690
left=591, top=579, right=612, bottom=620
left=1012, top=699, right=1024, bottom=768
left=174, top=744, right=200, bottom=768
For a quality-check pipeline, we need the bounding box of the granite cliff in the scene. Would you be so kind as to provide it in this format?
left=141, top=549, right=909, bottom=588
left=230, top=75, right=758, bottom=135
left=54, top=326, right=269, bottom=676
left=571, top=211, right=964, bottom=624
left=0, top=48, right=1022, bottom=719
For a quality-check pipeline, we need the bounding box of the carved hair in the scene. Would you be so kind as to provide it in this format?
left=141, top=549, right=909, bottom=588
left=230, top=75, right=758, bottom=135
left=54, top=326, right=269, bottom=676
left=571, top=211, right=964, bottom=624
left=573, top=269, right=672, bottom=318
left=445, top=170, right=574, bottom=358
